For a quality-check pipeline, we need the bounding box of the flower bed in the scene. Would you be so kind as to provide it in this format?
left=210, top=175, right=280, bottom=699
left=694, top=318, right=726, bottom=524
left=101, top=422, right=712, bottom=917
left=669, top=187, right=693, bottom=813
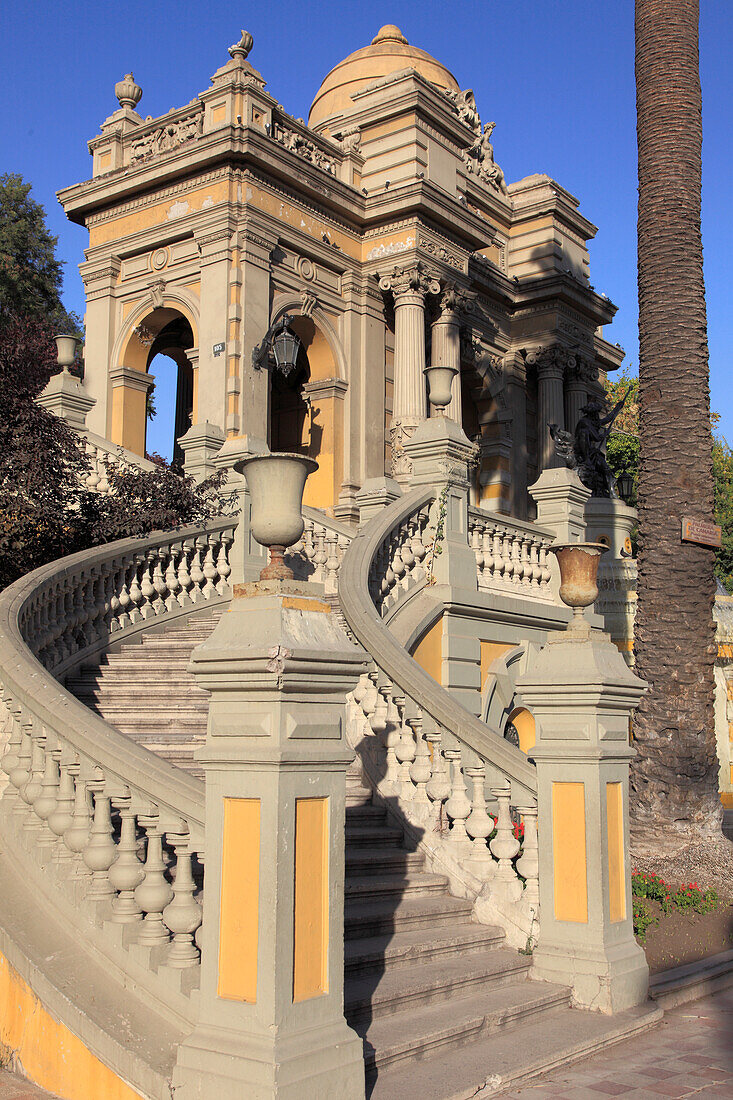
left=632, top=870, right=733, bottom=974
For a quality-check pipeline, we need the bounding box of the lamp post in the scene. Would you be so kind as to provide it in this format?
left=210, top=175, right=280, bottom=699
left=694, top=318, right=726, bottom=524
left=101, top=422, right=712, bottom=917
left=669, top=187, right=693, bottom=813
left=251, top=313, right=301, bottom=377
left=616, top=470, right=635, bottom=504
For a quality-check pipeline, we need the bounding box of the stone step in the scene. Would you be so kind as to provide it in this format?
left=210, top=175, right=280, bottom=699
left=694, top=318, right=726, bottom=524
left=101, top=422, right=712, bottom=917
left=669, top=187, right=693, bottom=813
left=361, top=979, right=571, bottom=1075
left=344, top=802, right=387, bottom=823
left=73, top=664, right=206, bottom=680
left=72, top=692, right=209, bottom=712
left=346, top=948, right=531, bottom=1025
left=345, top=873, right=447, bottom=904
left=344, top=922, right=505, bottom=977
left=344, top=824, right=404, bottom=849
left=369, top=1000, right=662, bottom=1099
left=344, top=895, right=474, bottom=940
left=345, top=847, right=424, bottom=876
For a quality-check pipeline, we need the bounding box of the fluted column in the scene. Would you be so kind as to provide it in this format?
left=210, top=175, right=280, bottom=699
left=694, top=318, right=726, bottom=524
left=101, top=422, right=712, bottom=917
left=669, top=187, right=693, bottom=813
left=379, top=264, right=440, bottom=482
left=431, top=286, right=470, bottom=423
left=565, top=351, right=599, bottom=437
left=528, top=345, right=567, bottom=472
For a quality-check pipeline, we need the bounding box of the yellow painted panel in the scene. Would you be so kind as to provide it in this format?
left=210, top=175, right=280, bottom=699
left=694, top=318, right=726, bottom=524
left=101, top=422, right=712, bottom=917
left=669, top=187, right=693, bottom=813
left=721, top=790, right=733, bottom=808
left=89, top=180, right=231, bottom=246
left=0, top=951, right=142, bottom=1100
left=606, top=782, right=626, bottom=922
left=552, top=782, right=588, bottom=923
left=411, top=617, right=443, bottom=684
left=110, top=384, right=147, bottom=457
left=480, top=640, right=514, bottom=691
left=293, top=797, right=329, bottom=1002
left=218, top=798, right=260, bottom=1002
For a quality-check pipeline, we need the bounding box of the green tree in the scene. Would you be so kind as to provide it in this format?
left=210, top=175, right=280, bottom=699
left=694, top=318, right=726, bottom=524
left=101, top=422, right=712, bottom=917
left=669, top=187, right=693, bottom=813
left=0, top=173, right=79, bottom=331
left=631, top=0, right=721, bottom=853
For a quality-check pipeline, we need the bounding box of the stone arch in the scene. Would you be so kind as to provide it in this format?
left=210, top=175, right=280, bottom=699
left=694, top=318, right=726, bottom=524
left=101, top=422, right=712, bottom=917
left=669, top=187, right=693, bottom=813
left=267, top=297, right=347, bottom=512
left=482, top=643, right=540, bottom=754
left=110, top=296, right=200, bottom=458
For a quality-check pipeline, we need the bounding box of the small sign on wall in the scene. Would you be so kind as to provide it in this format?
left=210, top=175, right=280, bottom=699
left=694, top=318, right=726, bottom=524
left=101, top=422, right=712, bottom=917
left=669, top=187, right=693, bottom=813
left=681, top=517, right=722, bottom=548
left=212, top=342, right=226, bottom=357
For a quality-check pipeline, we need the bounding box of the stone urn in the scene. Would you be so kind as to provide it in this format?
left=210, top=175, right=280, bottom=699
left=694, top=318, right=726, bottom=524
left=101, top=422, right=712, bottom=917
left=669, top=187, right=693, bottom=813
left=551, top=542, right=608, bottom=632
left=238, top=452, right=318, bottom=581
left=55, top=334, right=79, bottom=372
left=424, top=364, right=458, bottom=416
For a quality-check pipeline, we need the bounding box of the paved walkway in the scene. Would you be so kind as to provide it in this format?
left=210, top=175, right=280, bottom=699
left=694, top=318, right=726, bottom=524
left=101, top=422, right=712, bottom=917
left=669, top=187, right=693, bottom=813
left=0, top=990, right=730, bottom=1099
left=501, top=988, right=733, bottom=1099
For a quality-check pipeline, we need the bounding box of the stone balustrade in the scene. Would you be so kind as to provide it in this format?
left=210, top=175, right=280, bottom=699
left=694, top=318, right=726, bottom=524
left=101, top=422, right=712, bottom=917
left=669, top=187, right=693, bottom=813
left=80, top=430, right=156, bottom=495
left=286, top=509, right=355, bottom=595
left=367, top=502, right=432, bottom=616
left=339, top=488, right=540, bottom=947
left=468, top=506, right=555, bottom=600
left=0, top=519, right=235, bottom=1031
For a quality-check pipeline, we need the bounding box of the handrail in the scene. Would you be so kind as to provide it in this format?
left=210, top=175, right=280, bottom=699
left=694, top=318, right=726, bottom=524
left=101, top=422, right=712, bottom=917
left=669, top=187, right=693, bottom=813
left=339, top=488, right=537, bottom=800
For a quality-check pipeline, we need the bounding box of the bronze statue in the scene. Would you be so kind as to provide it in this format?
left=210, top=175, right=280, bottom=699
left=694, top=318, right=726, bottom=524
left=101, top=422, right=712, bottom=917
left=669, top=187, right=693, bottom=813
left=550, top=388, right=629, bottom=497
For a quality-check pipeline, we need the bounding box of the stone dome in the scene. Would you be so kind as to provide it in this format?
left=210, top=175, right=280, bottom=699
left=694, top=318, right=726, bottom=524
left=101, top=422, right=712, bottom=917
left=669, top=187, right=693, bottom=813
left=308, top=25, right=460, bottom=129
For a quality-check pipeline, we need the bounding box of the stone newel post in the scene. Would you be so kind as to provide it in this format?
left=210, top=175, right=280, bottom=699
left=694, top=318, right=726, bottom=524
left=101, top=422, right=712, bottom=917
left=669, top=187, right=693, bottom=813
left=516, top=613, right=649, bottom=1013
left=379, top=264, right=440, bottom=484
left=172, top=582, right=367, bottom=1098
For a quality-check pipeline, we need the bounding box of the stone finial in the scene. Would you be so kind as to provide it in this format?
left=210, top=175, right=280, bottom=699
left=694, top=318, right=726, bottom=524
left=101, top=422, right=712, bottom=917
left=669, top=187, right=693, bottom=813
left=372, top=24, right=408, bottom=45
left=228, top=29, right=254, bottom=61
left=114, top=73, right=142, bottom=110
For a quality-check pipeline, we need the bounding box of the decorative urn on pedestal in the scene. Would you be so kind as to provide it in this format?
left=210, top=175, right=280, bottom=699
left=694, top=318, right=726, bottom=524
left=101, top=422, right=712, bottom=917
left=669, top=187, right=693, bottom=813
left=54, top=334, right=79, bottom=373
left=551, top=541, right=608, bottom=635
left=238, top=452, right=318, bottom=580
left=424, top=364, right=458, bottom=416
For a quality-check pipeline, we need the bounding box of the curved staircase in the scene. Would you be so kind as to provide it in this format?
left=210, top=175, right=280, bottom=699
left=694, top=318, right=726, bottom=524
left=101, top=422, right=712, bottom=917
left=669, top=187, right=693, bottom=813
left=64, top=606, right=656, bottom=1099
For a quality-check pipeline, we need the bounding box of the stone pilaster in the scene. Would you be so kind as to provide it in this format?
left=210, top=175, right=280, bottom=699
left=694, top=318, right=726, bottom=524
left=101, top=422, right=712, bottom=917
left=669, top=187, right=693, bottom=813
left=78, top=256, right=121, bottom=439
left=212, top=435, right=269, bottom=584
left=194, top=221, right=235, bottom=433
left=109, top=365, right=155, bottom=457
left=379, top=264, right=440, bottom=485
left=172, top=585, right=367, bottom=1099
left=516, top=630, right=649, bottom=1014
left=239, top=224, right=276, bottom=442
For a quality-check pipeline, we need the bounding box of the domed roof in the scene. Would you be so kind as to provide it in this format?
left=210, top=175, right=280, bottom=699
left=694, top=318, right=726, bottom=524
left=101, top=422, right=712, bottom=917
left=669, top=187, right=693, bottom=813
left=308, top=25, right=460, bottom=129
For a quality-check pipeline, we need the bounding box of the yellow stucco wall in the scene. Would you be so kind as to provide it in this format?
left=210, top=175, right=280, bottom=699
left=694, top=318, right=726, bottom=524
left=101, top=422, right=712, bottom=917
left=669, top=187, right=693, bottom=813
left=411, top=617, right=443, bottom=683
left=0, top=951, right=143, bottom=1100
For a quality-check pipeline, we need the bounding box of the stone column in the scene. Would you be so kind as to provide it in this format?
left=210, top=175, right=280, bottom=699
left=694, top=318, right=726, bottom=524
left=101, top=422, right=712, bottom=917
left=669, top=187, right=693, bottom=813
left=528, top=345, right=566, bottom=472
left=504, top=350, right=529, bottom=518
left=379, top=264, right=440, bottom=484
left=564, top=351, right=598, bottom=437
left=430, top=286, right=466, bottom=424
left=172, top=583, right=367, bottom=1099
left=516, top=626, right=650, bottom=1014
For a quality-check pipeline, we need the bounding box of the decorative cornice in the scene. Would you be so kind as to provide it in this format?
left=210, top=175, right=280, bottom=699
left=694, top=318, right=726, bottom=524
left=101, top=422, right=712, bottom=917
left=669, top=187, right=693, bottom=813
left=85, top=166, right=234, bottom=227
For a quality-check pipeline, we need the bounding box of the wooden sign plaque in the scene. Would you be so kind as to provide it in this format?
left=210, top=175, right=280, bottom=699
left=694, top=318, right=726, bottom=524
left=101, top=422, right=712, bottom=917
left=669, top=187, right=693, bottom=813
left=681, top=517, right=722, bottom=549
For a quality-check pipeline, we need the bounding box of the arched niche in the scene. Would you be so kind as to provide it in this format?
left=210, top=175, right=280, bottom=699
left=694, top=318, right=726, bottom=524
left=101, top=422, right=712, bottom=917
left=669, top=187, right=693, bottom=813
left=112, top=305, right=198, bottom=459
left=269, top=313, right=345, bottom=513
left=507, top=707, right=536, bottom=755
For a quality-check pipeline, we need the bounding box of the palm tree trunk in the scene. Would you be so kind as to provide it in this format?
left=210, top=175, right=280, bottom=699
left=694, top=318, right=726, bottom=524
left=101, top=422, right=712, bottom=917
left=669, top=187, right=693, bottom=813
left=631, top=0, right=722, bottom=853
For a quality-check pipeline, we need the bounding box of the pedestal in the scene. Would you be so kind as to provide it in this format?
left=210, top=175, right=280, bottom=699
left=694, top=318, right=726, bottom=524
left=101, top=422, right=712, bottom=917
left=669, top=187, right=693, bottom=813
left=37, top=369, right=96, bottom=430
left=178, top=421, right=226, bottom=483
left=516, top=630, right=649, bottom=1013
left=172, top=585, right=367, bottom=1099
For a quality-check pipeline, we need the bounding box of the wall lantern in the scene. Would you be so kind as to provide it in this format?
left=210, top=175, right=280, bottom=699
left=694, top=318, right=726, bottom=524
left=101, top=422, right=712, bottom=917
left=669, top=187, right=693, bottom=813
left=616, top=470, right=635, bottom=504
left=252, top=314, right=301, bottom=379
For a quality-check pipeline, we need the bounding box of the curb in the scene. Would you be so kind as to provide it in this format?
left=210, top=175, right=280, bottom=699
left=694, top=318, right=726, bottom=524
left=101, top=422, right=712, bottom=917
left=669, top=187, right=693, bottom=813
left=650, top=948, right=733, bottom=1009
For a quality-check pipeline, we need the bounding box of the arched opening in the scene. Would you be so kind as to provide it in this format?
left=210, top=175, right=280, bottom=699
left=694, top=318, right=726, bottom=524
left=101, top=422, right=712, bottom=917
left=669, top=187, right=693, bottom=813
left=268, top=314, right=344, bottom=513
left=507, top=707, right=536, bottom=754
left=113, top=307, right=197, bottom=462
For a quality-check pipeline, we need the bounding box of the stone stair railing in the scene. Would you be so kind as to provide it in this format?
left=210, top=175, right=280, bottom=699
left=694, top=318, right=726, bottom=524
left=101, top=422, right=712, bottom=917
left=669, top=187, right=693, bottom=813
left=287, top=507, right=356, bottom=595
left=0, top=519, right=235, bottom=1037
left=468, top=505, right=555, bottom=600
left=339, top=488, right=541, bottom=948
left=80, top=429, right=157, bottom=494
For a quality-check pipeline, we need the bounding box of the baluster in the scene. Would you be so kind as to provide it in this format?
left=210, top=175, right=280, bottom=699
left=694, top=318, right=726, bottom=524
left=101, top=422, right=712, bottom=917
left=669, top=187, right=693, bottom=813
left=539, top=541, right=552, bottom=589
left=10, top=718, right=32, bottom=815
left=97, top=452, right=110, bottom=494
left=470, top=519, right=484, bottom=578
left=408, top=711, right=431, bottom=808
left=1, top=706, right=23, bottom=794
left=395, top=701, right=416, bottom=800
left=489, top=783, right=521, bottom=881
left=511, top=536, right=523, bottom=586
left=482, top=522, right=495, bottom=583
left=493, top=527, right=505, bottom=581
left=464, top=767, right=495, bottom=878
left=83, top=786, right=117, bottom=901
left=34, top=742, right=60, bottom=847
left=177, top=542, right=194, bottom=607
left=384, top=684, right=401, bottom=785
left=303, top=521, right=316, bottom=569
left=369, top=676, right=388, bottom=735
left=152, top=549, right=169, bottom=614
left=135, top=818, right=173, bottom=946
left=351, top=673, right=368, bottom=707
left=216, top=533, right=232, bottom=594
left=528, top=540, right=541, bottom=589
left=360, top=669, right=379, bottom=723
left=47, top=755, right=76, bottom=862
left=85, top=440, right=100, bottom=491
left=189, top=539, right=206, bottom=601
left=516, top=804, right=540, bottom=908
left=109, top=799, right=145, bottom=923
left=444, top=750, right=471, bottom=848
left=165, top=546, right=181, bottom=610
left=519, top=538, right=532, bottom=588
left=399, top=524, right=415, bottom=584
left=107, top=565, right=123, bottom=633
left=412, top=512, right=427, bottom=565
left=21, top=728, right=45, bottom=831
left=325, top=535, right=340, bottom=596
left=313, top=530, right=328, bottom=582
left=116, top=560, right=133, bottom=629
left=139, top=552, right=156, bottom=618
left=162, top=838, right=202, bottom=968
left=64, top=771, right=93, bottom=876
left=128, top=558, right=144, bottom=622
left=202, top=535, right=218, bottom=599
left=425, top=727, right=451, bottom=806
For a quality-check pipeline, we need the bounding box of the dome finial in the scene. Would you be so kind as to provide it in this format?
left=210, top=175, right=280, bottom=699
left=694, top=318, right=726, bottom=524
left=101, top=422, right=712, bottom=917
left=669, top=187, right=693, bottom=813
left=229, top=29, right=254, bottom=62
left=372, top=25, right=408, bottom=45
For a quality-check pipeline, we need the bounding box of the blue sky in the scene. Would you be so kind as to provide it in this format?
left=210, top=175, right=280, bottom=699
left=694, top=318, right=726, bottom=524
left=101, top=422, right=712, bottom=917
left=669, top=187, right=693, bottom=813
left=4, top=1, right=731, bottom=458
